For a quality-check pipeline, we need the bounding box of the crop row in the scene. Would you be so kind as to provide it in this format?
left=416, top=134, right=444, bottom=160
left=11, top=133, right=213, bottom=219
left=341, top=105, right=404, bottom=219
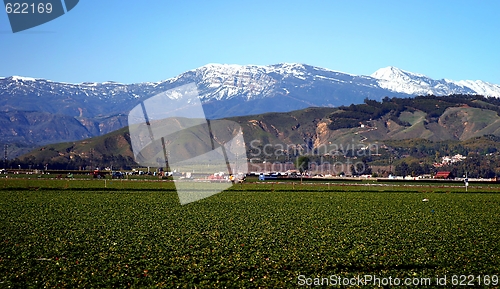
left=1, top=177, right=499, bottom=194
left=1, top=190, right=499, bottom=287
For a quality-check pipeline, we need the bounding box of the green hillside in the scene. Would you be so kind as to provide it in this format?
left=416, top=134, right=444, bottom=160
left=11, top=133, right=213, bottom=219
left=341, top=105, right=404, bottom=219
left=9, top=95, right=500, bottom=176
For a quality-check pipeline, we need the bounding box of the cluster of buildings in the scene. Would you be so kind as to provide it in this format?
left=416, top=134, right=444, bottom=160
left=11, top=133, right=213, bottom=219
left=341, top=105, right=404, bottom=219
left=433, top=154, right=466, bottom=168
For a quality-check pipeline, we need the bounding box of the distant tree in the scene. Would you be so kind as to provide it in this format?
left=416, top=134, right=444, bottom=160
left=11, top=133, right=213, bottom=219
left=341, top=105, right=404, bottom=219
left=421, top=163, right=433, bottom=174
left=351, top=157, right=372, bottom=176
left=409, top=162, right=424, bottom=177
left=296, top=156, right=310, bottom=173
left=435, top=151, right=441, bottom=163
left=395, top=161, right=409, bottom=177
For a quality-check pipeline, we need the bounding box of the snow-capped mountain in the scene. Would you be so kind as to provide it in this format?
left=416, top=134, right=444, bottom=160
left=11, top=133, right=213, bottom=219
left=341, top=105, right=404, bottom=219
left=371, top=66, right=500, bottom=97
left=2, top=63, right=500, bottom=157
left=162, top=63, right=405, bottom=118
left=2, top=63, right=499, bottom=120
left=0, top=63, right=407, bottom=121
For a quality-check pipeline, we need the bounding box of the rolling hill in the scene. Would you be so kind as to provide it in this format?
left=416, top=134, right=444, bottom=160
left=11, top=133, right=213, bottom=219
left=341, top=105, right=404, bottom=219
left=12, top=94, right=500, bottom=172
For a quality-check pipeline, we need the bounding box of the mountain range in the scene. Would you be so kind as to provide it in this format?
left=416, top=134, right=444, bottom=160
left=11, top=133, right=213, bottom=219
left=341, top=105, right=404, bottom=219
left=2, top=63, right=500, bottom=158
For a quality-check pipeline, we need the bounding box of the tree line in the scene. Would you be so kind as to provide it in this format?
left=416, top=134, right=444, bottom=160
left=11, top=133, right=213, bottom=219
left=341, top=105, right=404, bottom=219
left=328, top=94, right=500, bottom=130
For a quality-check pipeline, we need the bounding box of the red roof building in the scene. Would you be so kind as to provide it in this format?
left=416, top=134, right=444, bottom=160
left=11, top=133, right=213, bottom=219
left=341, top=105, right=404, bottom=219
left=434, top=171, right=453, bottom=179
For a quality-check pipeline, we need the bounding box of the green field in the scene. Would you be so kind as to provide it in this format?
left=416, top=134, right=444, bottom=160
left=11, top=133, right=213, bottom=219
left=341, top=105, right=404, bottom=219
left=1, top=179, right=499, bottom=288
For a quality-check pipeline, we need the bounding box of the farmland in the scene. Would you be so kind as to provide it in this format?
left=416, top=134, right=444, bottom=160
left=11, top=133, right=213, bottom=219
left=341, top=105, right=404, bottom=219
left=0, top=178, right=499, bottom=288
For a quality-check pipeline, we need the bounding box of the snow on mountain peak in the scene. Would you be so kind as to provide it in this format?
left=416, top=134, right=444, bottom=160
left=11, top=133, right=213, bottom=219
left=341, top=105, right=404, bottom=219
left=10, top=75, right=38, bottom=82
left=371, top=66, right=426, bottom=81
left=453, top=79, right=500, bottom=97
left=370, top=66, right=500, bottom=97
left=177, top=63, right=279, bottom=101
left=2, top=63, right=500, bottom=102
left=370, top=66, right=437, bottom=95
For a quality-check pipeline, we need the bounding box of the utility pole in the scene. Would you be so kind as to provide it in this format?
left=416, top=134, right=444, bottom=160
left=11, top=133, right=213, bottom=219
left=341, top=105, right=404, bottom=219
left=90, top=148, right=94, bottom=170
left=464, top=172, right=468, bottom=192
left=3, top=145, right=7, bottom=169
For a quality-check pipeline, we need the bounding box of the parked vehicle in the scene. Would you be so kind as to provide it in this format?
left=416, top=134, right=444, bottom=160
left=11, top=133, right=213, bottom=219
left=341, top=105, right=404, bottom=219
left=112, top=171, right=124, bottom=179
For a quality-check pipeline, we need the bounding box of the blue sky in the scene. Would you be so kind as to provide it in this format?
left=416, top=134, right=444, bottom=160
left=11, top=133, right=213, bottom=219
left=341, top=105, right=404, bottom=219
left=1, top=0, right=499, bottom=84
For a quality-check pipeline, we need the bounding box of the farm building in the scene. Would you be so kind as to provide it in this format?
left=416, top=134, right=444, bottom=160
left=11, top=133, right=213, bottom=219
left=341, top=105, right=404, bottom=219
left=434, top=171, right=453, bottom=179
